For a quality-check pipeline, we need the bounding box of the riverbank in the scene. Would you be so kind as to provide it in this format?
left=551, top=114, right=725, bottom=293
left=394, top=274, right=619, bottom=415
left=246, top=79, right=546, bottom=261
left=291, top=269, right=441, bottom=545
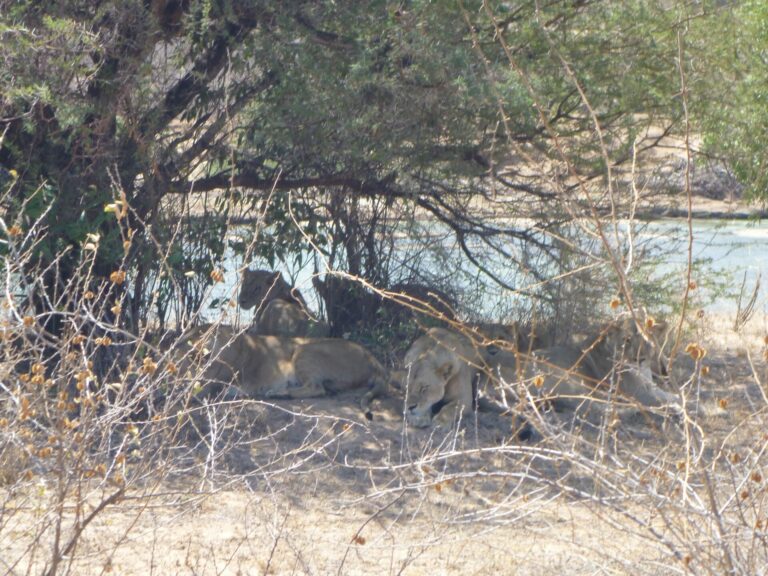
left=638, top=195, right=767, bottom=221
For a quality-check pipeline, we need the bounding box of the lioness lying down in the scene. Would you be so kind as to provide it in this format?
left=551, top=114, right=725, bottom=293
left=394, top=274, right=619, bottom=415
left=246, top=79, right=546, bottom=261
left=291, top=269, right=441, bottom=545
left=404, top=324, right=680, bottom=428
left=519, top=346, right=679, bottom=421
left=239, top=269, right=329, bottom=337
left=402, top=327, right=528, bottom=429
left=176, top=325, right=387, bottom=417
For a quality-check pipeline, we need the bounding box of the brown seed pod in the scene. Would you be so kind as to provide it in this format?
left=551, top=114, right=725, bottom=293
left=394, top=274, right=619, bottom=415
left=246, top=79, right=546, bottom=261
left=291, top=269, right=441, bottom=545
left=109, top=270, right=126, bottom=285
left=210, top=269, right=225, bottom=283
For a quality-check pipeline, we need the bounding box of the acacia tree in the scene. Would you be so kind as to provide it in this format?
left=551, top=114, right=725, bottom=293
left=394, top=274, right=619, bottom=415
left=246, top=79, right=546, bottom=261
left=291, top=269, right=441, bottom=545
left=690, top=0, right=768, bottom=202
left=1, top=0, right=688, bottom=335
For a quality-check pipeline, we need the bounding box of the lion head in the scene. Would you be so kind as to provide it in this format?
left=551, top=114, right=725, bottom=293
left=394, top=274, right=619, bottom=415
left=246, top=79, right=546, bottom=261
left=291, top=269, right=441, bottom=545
left=403, top=328, right=477, bottom=428
left=584, top=313, right=669, bottom=378
left=239, top=269, right=304, bottom=311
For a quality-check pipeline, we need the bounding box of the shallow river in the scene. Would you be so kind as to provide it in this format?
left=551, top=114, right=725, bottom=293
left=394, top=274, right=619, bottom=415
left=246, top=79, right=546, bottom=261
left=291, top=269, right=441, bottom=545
left=647, top=219, right=768, bottom=312
left=213, top=218, right=768, bottom=324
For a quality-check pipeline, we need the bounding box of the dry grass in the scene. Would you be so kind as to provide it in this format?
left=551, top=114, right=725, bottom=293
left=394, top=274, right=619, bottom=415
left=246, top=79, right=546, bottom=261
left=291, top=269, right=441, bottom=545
left=3, top=17, right=767, bottom=571
left=2, top=294, right=766, bottom=574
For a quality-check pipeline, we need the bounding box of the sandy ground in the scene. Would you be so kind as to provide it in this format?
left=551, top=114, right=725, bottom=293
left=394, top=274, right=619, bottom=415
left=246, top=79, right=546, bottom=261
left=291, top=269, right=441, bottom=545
left=3, top=426, right=678, bottom=576
left=3, top=311, right=767, bottom=575
left=18, top=489, right=663, bottom=576
left=5, top=275, right=764, bottom=574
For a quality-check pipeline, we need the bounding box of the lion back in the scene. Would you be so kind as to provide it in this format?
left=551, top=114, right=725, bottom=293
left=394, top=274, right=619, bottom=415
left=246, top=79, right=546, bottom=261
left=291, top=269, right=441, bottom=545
left=293, top=339, right=385, bottom=394
left=253, top=299, right=310, bottom=336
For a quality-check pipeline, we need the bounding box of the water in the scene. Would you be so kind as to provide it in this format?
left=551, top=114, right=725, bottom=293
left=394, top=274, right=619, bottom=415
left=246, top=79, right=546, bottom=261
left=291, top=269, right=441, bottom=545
left=646, top=219, right=768, bottom=271
left=643, top=219, right=768, bottom=312
left=210, top=218, right=768, bottom=325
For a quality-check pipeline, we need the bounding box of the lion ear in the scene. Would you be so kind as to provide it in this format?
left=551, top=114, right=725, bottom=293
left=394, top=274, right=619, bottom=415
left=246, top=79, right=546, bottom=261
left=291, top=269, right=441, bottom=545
left=435, top=360, right=455, bottom=379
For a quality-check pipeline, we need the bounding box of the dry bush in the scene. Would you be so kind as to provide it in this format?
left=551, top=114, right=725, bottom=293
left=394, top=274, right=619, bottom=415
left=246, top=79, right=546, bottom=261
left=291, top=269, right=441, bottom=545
left=1, top=12, right=767, bottom=576
left=0, top=213, right=261, bottom=574
left=1, top=199, right=767, bottom=575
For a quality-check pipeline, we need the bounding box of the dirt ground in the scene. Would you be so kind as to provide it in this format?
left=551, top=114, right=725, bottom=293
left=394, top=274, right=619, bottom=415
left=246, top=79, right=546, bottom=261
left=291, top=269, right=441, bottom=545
left=3, top=312, right=768, bottom=575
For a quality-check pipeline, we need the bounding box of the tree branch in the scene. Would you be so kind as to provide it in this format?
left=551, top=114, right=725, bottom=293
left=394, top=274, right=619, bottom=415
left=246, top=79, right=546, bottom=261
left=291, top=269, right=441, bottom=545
left=139, top=19, right=258, bottom=139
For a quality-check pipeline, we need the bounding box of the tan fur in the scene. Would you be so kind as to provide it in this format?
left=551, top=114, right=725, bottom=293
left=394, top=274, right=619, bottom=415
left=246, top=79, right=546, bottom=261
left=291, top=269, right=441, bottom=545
left=249, top=299, right=311, bottom=337
left=520, top=345, right=678, bottom=422
left=239, top=269, right=328, bottom=337
left=403, top=328, right=481, bottom=428
left=175, top=324, right=386, bottom=416
left=239, top=269, right=306, bottom=310
left=403, top=320, right=679, bottom=428
left=402, top=327, right=524, bottom=428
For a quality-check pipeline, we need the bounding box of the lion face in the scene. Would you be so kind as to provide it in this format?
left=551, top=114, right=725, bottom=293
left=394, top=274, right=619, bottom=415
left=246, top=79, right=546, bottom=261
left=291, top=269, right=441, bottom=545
left=239, top=269, right=292, bottom=310
left=403, top=341, right=458, bottom=428
left=590, top=315, right=668, bottom=375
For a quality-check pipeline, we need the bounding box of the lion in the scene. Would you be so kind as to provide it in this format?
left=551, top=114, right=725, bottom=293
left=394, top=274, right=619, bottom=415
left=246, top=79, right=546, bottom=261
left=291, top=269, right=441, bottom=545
left=239, top=269, right=328, bottom=337
left=519, top=346, right=678, bottom=422
left=312, top=274, right=456, bottom=337
left=239, top=269, right=307, bottom=310
left=175, top=324, right=386, bottom=417
left=402, top=327, right=526, bottom=429
left=382, top=281, right=456, bottom=322
left=478, top=312, right=678, bottom=413
left=403, top=319, right=679, bottom=428
left=252, top=299, right=311, bottom=337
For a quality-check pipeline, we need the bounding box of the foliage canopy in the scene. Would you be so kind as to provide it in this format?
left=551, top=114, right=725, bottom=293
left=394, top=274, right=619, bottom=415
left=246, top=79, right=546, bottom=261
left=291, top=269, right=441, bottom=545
left=0, top=0, right=748, bottom=333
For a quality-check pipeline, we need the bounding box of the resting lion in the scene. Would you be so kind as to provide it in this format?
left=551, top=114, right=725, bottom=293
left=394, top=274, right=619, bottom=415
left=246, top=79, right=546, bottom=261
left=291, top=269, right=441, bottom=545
left=312, top=274, right=456, bottom=337
left=252, top=299, right=311, bottom=337
left=239, top=269, right=328, bottom=337
left=175, top=324, right=386, bottom=417
left=403, top=321, right=679, bottom=428
left=402, top=327, right=525, bottom=428
left=239, top=269, right=307, bottom=310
